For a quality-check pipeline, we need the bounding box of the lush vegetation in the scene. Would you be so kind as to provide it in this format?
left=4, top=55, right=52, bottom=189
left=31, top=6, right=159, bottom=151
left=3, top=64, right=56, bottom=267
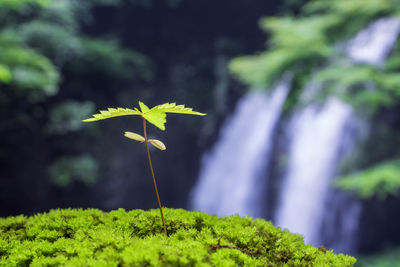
left=335, top=159, right=400, bottom=199
left=1, top=0, right=399, bottom=263
left=230, top=0, right=400, bottom=93
left=0, top=208, right=356, bottom=266
left=0, top=0, right=151, bottom=192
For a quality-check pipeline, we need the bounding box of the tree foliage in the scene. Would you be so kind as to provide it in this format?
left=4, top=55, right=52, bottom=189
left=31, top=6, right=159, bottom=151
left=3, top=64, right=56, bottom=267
left=230, top=0, right=400, bottom=109
left=0, top=0, right=152, bottom=190
left=335, top=159, right=400, bottom=199
left=229, top=0, right=400, bottom=199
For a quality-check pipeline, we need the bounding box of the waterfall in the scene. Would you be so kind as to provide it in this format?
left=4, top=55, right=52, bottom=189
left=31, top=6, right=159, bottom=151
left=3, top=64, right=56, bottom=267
left=274, top=92, right=357, bottom=246
left=190, top=76, right=291, bottom=218
left=346, top=17, right=400, bottom=65
left=190, top=16, right=400, bottom=252
left=275, top=17, right=400, bottom=249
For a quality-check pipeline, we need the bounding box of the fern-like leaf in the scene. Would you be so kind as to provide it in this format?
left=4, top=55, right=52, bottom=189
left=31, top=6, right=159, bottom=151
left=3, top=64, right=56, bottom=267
left=143, top=102, right=206, bottom=130
left=83, top=101, right=205, bottom=130
left=156, top=102, right=206, bottom=116
left=82, top=107, right=141, bottom=122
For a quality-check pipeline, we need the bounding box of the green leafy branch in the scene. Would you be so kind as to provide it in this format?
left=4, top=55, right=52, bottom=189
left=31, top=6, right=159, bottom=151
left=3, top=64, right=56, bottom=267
left=335, top=159, right=400, bottom=200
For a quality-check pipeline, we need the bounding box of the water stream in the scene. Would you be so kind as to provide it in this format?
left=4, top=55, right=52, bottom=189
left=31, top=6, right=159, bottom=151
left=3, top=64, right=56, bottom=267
left=190, top=17, right=400, bottom=252
left=275, top=93, right=355, bottom=245
left=275, top=17, right=400, bottom=249
left=190, top=76, right=291, bottom=218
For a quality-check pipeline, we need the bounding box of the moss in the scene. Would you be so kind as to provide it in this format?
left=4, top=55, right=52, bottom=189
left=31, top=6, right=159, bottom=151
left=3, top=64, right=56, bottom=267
left=0, top=208, right=356, bottom=266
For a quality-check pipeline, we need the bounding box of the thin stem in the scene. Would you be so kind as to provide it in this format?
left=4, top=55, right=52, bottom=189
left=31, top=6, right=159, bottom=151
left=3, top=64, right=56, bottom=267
left=142, top=117, right=167, bottom=236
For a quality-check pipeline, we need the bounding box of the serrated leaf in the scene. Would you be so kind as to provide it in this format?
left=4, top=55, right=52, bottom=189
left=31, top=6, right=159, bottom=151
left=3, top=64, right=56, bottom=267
left=138, top=101, right=150, bottom=113
left=142, top=108, right=167, bottom=130
left=156, top=102, right=206, bottom=116
left=148, top=139, right=166, bottom=150
left=83, top=107, right=141, bottom=122
left=83, top=102, right=205, bottom=131
left=141, top=102, right=205, bottom=130
left=124, top=131, right=145, bottom=142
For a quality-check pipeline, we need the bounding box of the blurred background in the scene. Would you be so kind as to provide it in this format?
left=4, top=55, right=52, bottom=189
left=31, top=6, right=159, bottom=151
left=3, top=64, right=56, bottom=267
left=1, top=0, right=400, bottom=264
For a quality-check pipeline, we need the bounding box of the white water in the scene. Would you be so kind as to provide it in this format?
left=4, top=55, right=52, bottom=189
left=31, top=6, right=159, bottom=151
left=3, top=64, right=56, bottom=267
left=346, top=17, right=400, bottom=65
left=190, top=76, right=291, bottom=217
left=275, top=93, right=355, bottom=245
left=275, top=17, right=400, bottom=248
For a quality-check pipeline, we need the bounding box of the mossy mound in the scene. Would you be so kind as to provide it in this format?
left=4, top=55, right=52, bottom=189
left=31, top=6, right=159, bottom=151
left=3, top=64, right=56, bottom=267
left=0, top=208, right=356, bottom=266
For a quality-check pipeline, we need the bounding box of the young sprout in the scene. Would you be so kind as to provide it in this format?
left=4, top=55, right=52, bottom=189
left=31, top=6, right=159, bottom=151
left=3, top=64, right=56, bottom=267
left=83, top=101, right=205, bottom=235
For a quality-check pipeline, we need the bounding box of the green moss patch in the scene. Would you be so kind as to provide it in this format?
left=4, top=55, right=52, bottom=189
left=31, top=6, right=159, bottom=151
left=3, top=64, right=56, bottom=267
left=0, top=208, right=356, bottom=266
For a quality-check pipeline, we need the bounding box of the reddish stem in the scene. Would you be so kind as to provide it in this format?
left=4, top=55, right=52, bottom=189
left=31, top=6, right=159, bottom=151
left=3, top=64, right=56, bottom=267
left=142, top=117, right=167, bottom=236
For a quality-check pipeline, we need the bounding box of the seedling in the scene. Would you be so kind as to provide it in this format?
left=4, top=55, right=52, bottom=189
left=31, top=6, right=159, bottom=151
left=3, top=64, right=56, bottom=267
left=83, top=102, right=205, bottom=235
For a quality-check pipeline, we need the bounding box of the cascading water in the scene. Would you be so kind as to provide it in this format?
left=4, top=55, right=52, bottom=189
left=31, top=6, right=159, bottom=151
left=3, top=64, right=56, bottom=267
left=274, top=90, right=357, bottom=246
left=346, top=17, right=400, bottom=65
left=190, top=75, right=291, bottom=218
left=190, top=16, right=400, bottom=253
left=275, top=17, right=400, bottom=249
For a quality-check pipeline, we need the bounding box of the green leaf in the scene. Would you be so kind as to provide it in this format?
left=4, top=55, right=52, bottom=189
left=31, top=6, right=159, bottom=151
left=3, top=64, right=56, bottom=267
left=83, top=101, right=205, bottom=130
left=143, top=102, right=206, bottom=130
left=82, top=107, right=141, bottom=122
left=138, top=101, right=150, bottom=113
left=124, top=131, right=145, bottom=142
left=156, top=102, right=206, bottom=116
left=0, top=64, right=12, bottom=83
left=335, top=159, right=400, bottom=199
left=148, top=139, right=166, bottom=150
left=142, top=108, right=167, bottom=130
